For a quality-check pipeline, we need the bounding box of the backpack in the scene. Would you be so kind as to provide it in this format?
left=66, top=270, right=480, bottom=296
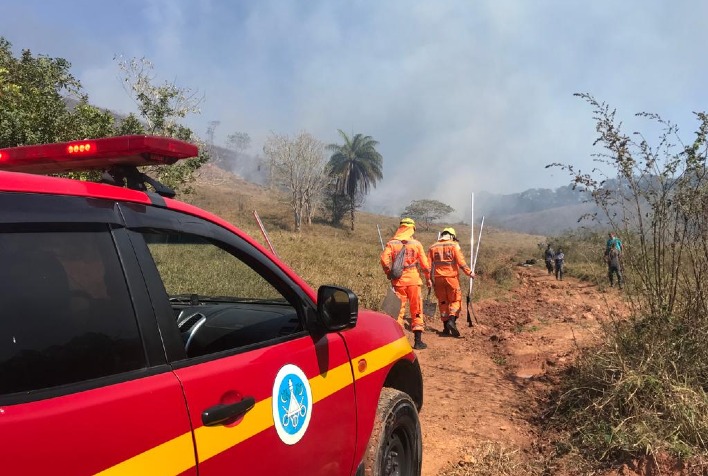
left=608, top=247, right=621, bottom=268
left=389, top=243, right=407, bottom=280
left=609, top=247, right=620, bottom=258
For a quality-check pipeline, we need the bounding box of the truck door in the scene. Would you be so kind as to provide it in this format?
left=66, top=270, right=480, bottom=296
left=124, top=210, right=358, bottom=475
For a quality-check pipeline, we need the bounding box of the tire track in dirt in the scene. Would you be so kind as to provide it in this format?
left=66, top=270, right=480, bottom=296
left=413, top=264, right=630, bottom=475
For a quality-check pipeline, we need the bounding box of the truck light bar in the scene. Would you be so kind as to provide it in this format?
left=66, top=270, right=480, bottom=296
left=0, top=135, right=199, bottom=174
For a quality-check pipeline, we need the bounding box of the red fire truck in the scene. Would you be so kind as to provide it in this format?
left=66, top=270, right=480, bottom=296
left=0, top=136, right=423, bottom=475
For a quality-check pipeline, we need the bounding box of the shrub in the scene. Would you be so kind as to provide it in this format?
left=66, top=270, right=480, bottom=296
left=548, top=95, right=708, bottom=464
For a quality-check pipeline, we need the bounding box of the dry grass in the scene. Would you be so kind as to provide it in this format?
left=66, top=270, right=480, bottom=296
left=186, top=167, right=543, bottom=311
left=438, top=441, right=542, bottom=476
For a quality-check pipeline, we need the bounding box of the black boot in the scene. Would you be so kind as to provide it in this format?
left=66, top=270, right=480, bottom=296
left=413, top=330, right=427, bottom=349
left=448, top=316, right=460, bottom=337
left=441, top=319, right=450, bottom=335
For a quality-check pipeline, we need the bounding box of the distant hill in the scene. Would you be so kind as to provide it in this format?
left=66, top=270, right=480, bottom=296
left=488, top=202, right=601, bottom=235
left=474, top=187, right=603, bottom=235
left=476, top=186, right=587, bottom=215
left=64, top=97, right=125, bottom=123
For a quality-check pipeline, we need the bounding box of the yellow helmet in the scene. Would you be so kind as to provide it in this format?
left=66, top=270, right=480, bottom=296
left=442, top=227, right=456, bottom=237
left=400, top=217, right=415, bottom=227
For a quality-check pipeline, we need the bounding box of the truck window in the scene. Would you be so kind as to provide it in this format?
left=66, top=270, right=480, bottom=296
left=138, top=230, right=302, bottom=358
left=0, top=228, right=146, bottom=395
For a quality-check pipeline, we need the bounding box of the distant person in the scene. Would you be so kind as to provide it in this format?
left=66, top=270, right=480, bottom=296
left=605, top=232, right=623, bottom=257
left=606, top=244, right=623, bottom=289
left=427, top=227, right=475, bottom=337
left=554, top=248, right=565, bottom=281
left=544, top=244, right=555, bottom=275
left=380, top=218, right=432, bottom=350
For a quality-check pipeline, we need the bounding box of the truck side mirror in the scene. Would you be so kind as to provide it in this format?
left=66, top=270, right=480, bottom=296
left=316, top=285, right=358, bottom=331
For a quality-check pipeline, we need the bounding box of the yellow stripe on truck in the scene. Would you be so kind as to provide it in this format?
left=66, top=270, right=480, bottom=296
left=94, top=433, right=195, bottom=476
left=309, top=336, right=411, bottom=401
left=353, top=336, right=412, bottom=380
left=194, top=398, right=274, bottom=461
left=95, top=336, right=413, bottom=475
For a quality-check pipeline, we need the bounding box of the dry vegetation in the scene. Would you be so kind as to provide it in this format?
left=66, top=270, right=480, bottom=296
left=190, top=165, right=543, bottom=311
left=441, top=441, right=542, bottom=476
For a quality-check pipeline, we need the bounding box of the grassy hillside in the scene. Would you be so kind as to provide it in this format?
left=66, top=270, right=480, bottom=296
left=490, top=202, right=600, bottom=235
left=186, top=164, right=545, bottom=310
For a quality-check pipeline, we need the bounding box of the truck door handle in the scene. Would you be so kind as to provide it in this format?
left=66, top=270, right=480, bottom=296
left=202, top=396, right=256, bottom=427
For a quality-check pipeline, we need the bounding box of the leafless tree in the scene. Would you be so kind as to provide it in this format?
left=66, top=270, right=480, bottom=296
left=263, top=132, right=329, bottom=231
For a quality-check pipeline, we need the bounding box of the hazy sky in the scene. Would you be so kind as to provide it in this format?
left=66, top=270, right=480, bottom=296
left=4, top=0, right=708, bottom=219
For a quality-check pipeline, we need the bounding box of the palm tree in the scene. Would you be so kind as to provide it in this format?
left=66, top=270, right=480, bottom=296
left=327, top=130, right=384, bottom=230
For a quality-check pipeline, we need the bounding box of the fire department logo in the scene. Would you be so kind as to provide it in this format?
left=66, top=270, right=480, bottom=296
left=272, top=364, right=312, bottom=445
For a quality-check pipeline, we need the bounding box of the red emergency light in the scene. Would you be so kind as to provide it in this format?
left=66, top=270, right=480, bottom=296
left=67, top=142, right=96, bottom=154
left=0, top=135, right=199, bottom=174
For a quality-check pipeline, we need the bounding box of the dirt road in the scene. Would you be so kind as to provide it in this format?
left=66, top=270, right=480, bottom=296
left=413, top=264, right=630, bottom=475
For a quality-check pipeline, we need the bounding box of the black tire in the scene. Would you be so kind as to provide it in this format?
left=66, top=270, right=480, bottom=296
left=364, top=387, right=422, bottom=476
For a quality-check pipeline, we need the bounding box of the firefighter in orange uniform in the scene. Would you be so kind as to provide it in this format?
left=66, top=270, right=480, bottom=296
left=380, top=218, right=432, bottom=350
left=428, top=227, right=475, bottom=337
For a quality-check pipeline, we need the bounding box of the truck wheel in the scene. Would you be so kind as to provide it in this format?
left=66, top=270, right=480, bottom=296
left=364, top=387, right=422, bottom=476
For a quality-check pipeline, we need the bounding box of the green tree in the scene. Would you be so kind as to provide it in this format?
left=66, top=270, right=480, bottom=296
left=401, top=199, right=455, bottom=230
left=323, top=181, right=363, bottom=227
left=115, top=56, right=208, bottom=193
left=0, top=40, right=206, bottom=193
left=327, top=130, right=383, bottom=230
left=114, top=113, right=145, bottom=135
left=0, top=37, right=114, bottom=148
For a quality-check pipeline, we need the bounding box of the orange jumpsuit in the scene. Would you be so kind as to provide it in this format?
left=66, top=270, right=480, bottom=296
left=380, top=225, right=431, bottom=331
left=428, top=238, right=471, bottom=325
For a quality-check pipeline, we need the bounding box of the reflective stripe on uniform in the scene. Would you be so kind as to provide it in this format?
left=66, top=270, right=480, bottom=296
left=429, top=243, right=457, bottom=269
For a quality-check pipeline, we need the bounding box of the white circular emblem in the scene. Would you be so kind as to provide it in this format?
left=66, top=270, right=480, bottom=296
left=272, top=364, right=313, bottom=445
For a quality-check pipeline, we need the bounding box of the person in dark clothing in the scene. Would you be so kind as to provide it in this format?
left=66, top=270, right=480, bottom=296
left=544, top=244, right=555, bottom=275
left=554, top=248, right=565, bottom=281
left=607, top=247, right=623, bottom=289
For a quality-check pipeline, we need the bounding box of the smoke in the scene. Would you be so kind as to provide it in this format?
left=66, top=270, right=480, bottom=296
left=5, top=0, right=708, bottom=219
